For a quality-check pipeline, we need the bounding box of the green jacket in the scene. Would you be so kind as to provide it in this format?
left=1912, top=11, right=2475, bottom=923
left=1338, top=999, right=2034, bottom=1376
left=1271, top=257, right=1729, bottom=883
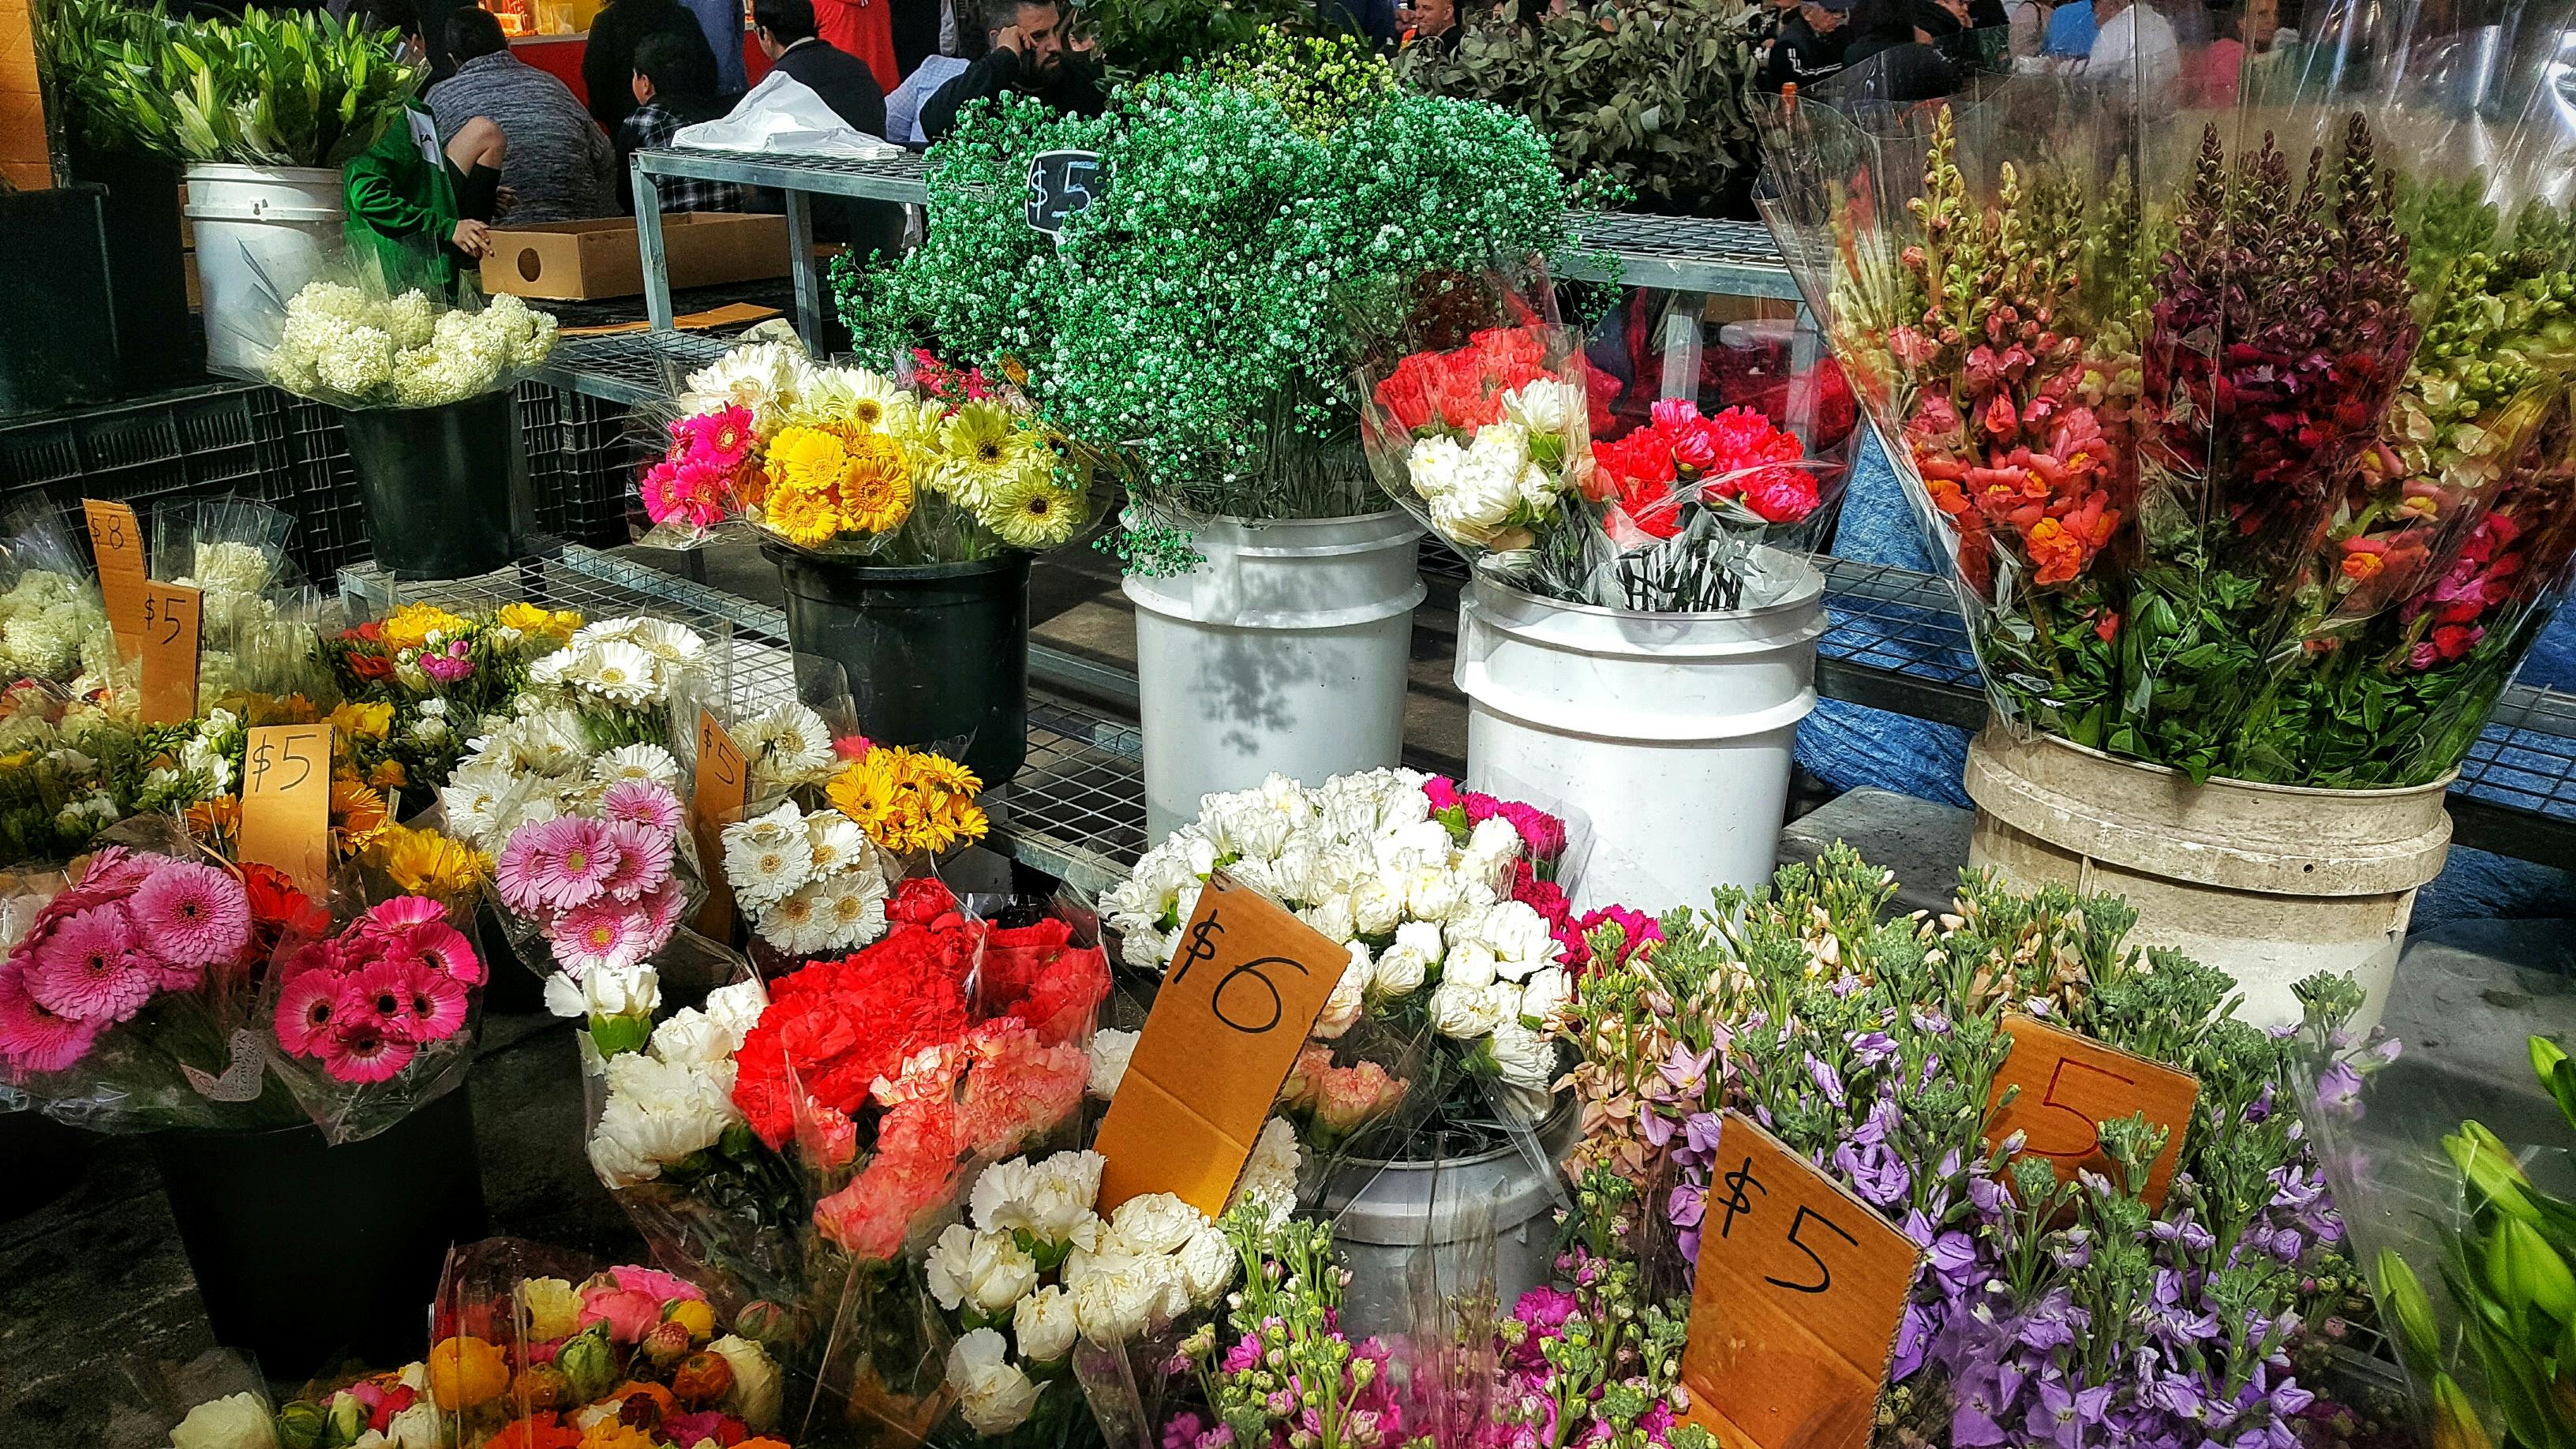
left=343, top=103, right=462, bottom=292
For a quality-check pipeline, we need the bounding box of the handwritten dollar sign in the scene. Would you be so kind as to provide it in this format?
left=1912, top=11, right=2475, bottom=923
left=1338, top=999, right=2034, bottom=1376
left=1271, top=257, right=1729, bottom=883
left=1716, top=1154, right=1766, bottom=1239
left=1170, top=913, right=1226, bottom=986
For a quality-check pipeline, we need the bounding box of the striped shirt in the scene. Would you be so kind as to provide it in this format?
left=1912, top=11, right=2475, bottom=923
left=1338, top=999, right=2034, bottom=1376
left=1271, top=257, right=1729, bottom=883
left=428, top=53, right=620, bottom=223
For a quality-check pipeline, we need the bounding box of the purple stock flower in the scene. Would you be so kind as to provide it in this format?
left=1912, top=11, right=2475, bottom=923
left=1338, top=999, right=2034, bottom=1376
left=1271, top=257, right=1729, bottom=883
left=1833, top=1136, right=1912, bottom=1208
left=1913, top=1008, right=1953, bottom=1035
left=1847, top=1029, right=1900, bottom=1067
left=1951, top=1368, right=2013, bottom=1447
left=2149, top=1211, right=2216, bottom=1254
left=1892, top=1303, right=1931, bottom=1380
left=1660, top=1042, right=1715, bottom=1092
left=1806, top=1054, right=1848, bottom=1108
left=2026, top=1378, right=2111, bottom=1449
left=1668, top=1181, right=1705, bottom=1229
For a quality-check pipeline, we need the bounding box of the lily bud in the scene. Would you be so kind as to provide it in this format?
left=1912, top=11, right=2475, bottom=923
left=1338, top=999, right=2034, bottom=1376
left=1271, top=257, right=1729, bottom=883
left=2487, top=1216, right=2576, bottom=1330
left=2432, top=1372, right=2496, bottom=1449
left=2446, top=1121, right=2542, bottom=1221
left=2374, top=1249, right=2441, bottom=1380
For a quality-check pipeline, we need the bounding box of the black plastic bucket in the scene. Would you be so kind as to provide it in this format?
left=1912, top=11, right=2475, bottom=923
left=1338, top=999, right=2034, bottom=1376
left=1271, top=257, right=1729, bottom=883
left=764, top=545, right=1031, bottom=786
left=63, top=142, right=199, bottom=393
left=0, top=1112, right=90, bottom=1222
left=475, top=900, right=549, bottom=1015
left=148, top=1084, right=489, bottom=1376
left=341, top=391, right=537, bottom=581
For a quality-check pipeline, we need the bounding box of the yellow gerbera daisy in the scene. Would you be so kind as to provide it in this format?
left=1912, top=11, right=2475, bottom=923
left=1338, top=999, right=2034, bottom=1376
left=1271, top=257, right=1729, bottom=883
left=496, top=601, right=582, bottom=638
left=366, top=822, right=491, bottom=900
left=795, top=366, right=906, bottom=431
left=979, top=472, right=1080, bottom=550
left=835, top=431, right=915, bottom=534
left=936, top=402, right=1031, bottom=507
left=825, top=745, right=987, bottom=855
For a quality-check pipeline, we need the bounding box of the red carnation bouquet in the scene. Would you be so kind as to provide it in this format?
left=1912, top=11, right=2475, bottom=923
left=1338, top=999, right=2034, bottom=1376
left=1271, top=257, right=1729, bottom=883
left=1354, top=264, right=1849, bottom=612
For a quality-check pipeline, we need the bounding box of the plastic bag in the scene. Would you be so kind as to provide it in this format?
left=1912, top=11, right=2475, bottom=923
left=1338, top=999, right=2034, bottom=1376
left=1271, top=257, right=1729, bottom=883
left=320, top=595, right=588, bottom=800
left=208, top=244, right=560, bottom=412
left=0, top=499, right=113, bottom=688
left=672, top=70, right=904, bottom=157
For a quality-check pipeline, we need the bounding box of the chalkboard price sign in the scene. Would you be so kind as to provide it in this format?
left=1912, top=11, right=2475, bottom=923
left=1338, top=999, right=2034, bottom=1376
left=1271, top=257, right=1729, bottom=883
left=1026, top=149, right=1108, bottom=235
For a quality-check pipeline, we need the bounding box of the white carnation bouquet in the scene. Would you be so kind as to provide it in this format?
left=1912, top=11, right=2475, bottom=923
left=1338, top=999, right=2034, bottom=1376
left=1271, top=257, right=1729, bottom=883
left=247, top=276, right=558, bottom=410
left=1102, top=769, right=1583, bottom=1154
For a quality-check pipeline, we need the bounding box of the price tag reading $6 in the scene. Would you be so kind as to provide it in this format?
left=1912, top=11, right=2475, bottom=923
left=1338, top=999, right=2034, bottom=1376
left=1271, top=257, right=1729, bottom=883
left=137, top=582, right=203, bottom=726
left=1680, top=1111, right=1922, bottom=1449
left=240, top=724, right=335, bottom=896
left=1091, top=872, right=1350, bottom=1216
left=691, top=709, right=751, bottom=938
left=82, top=499, right=149, bottom=651
left=1983, top=1013, right=2200, bottom=1210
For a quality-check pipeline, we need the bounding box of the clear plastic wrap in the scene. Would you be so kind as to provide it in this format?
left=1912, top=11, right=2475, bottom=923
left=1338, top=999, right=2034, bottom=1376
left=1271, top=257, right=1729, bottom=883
left=319, top=596, right=588, bottom=799
left=1752, top=4, right=2576, bottom=785
left=634, top=339, right=1109, bottom=564
left=209, top=246, right=560, bottom=412
left=0, top=679, right=211, bottom=868
left=0, top=499, right=113, bottom=688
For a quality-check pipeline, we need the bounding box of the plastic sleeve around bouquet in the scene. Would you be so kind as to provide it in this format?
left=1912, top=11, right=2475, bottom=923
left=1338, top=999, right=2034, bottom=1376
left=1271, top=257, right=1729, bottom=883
left=0, top=499, right=113, bottom=687
left=0, top=815, right=320, bottom=1133
left=209, top=241, right=560, bottom=411
left=145, top=497, right=346, bottom=709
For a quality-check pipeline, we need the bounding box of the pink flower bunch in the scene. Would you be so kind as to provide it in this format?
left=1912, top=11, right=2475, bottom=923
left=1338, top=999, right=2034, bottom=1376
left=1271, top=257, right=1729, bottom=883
left=642, top=404, right=756, bottom=531
left=1557, top=904, right=1663, bottom=977
left=577, top=1264, right=709, bottom=1343
left=418, top=638, right=477, bottom=684
left=0, top=850, right=252, bottom=1074
left=492, top=782, right=687, bottom=975
left=272, top=896, right=485, bottom=1084
left=1487, top=1264, right=1689, bottom=1449
left=1282, top=1043, right=1410, bottom=1148
left=1421, top=777, right=1569, bottom=860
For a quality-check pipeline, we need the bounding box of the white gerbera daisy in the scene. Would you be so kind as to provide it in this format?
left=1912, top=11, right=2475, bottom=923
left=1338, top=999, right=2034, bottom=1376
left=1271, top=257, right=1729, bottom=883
left=747, top=702, right=835, bottom=786
left=758, top=882, right=842, bottom=956
left=569, top=641, right=660, bottom=705
left=811, top=873, right=890, bottom=951
left=593, top=743, right=681, bottom=788
left=626, top=618, right=706, bottom=664
left=803, top=812, right=874, bottom=881
left=570, top=616, right=646, bottom=651
left=722, top=803, right=814, bottom=908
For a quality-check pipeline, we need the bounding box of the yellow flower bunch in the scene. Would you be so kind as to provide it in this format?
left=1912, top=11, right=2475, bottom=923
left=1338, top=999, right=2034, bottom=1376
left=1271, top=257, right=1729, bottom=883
left=380, top=602, right=470, bottom=652
left=329, top=699, right=394, bottom=742
left=825, top=745, right=989, bottom=856
left=923, top=401, right=1083, bottom=551
left=365, top=822, right=490, bottom=900
left=496, top=601, right=584, bottom=639
left=762, top=423, right=916, bottom=549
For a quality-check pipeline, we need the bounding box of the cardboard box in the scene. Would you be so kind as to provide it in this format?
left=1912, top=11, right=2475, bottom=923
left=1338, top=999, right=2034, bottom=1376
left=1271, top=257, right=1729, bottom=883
left=479, top=212, right=792, bottom=301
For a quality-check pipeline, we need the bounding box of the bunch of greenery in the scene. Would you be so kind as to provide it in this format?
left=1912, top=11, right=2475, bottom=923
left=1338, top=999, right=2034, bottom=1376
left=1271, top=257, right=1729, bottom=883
left=1398, top=0, right=1767, bottom=219
left=837, top=33, right=1577, bottom=537
left=39, top=0, right=419, bottom=167
left=1080, top=0, right=1312, bottom=84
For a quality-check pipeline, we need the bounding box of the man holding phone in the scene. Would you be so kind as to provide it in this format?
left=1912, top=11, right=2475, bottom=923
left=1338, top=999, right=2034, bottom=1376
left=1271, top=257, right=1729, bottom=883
left=918, top=0, right=1105, bottom=141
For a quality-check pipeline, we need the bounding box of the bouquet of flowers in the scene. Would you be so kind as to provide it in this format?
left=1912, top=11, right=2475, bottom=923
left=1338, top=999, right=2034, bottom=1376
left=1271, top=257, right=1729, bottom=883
left=1163, top=1211, right=1420, bottom=1449
left=178, top=700, right=399, bottom=878
left=322, top=600, right=586, bottom=796
left=837, top=32, right=1582, bottom=572
left=1556, top=844, right=2387, bottom=1449
left=1354, top=270, right=1845, bottom=611
left=1752, top=39, right=2576, bottom=784
left=636, top=342, right=1101, bottom=562
left=246, top=278, right=560, bottom=410
left=0, top=503, right=112, bottom=687
left=0, top=681, right=215, bottom=866
left=263, top=889, right=488, bottom=1141
left=489, top=775, right=691, bottom=993
left=1102, top=769, right=1587, bottom=1161
left=147, top=499, right=342, bottom=709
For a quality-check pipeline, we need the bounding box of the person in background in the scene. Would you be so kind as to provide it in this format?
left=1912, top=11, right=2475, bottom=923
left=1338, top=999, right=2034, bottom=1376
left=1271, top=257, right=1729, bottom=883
left=756, top=0, right=892, bottom=136
left=886, top=48, right=972, bottom=143
left=584, top=0, right=720, bottom=136
left=345, top=0, right=507, bottom=290
left=1762, top=0, right=1852, bottom=91
left=684, top=0, right=751, bottom=92
left=2087, top=0, right=2178, bottom=97
left=1395, top=0, right=1462, bottom=52
left=428, top=9, right=617, bottom=221
left=2003, top=0, right=2048, bottom=57
left=1834, top=0, right=1956, bottom=97
left=1321, top=0, right=1398, bottom=46
left=618, top=32, right=751, bottom=212
left=918, top=0, right=1103, bottom=142
left=814, top=0, right=901, bottom=91
left=889, top=0, right=945, bottom=79
left=2041, top=0, right=2095, bottom=54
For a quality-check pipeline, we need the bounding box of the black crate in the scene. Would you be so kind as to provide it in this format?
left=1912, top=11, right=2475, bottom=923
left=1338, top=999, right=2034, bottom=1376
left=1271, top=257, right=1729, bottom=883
left=554, top=390, right=653, bottom=548
left=0, top=384, right=294, bottom=524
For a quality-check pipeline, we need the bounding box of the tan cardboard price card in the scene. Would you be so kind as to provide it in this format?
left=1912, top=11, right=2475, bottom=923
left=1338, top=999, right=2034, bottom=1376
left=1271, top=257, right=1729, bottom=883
left=83, top=498, right=149, bottom=652
left=239, top=724, right=335, bottom=895
left=137, top=582, right=203, bottom=726
left=1092, top=872, right=1348, bottom=1216
left=1680, top=1111, right=1921, bottom=1449
left=691, top=709, right=751, bottom=938
left=1984, top=1014, right=2200, bottom=1209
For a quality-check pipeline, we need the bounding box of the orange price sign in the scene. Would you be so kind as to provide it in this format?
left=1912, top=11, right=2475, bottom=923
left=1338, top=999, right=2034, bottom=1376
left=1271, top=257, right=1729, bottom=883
left=1983, top=1014, right=2200, bottom=1209
left=239, top=724, right=335, bottom=896
left=691, top=709, right=751, bottom=939
left=137, top=582, right=202, bottom=725
left=1680, top=1111, right=1921, bottom=1449
left=82, top=499, right=149, bottom=652
left=1091, top=873, right=1349, bottom=1216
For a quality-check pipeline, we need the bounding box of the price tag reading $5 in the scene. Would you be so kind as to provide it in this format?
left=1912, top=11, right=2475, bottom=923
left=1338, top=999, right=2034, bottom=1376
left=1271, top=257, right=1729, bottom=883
left=82, top=499, right=149, bottom=651
left=691, top=709, right=751, bottom=938
left=1091, top=872, right=1350, bottom=1216
left=1680, top=1111, right=1922, bottom=1449
left=137, top=582, right=203, bottom=726
left=240, top=724, right=335, bottom=896
left=1983, top=1014, right=2200, bottom=1210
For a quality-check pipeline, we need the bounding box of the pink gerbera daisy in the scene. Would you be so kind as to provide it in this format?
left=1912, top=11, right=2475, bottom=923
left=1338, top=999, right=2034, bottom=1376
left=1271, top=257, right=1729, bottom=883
left=0, top=960, right=107, bottom=1073
left=637, top=879, right=685, bottom=949
left=386, top=920, right=485, bottom=987
left=598, top=781, right=683, bottom=835
left=358, top=896, right=448, bottom=938
left=274, top=968, right=344, bottom=1056
left=319, top=1019, right=417, bottom=1084
left=598, top=819, right=676, bottom=900
left=552, top=899, right=651, bottom=975
left=498, top=816, right=622, bottom=913
left=28, top=905, right=159, bottom=1023
left=129, top=862, right=252, bottom=970
left=397, top=960, right=470, bottom=1043
left=335, top=958, right=415, bottom=1032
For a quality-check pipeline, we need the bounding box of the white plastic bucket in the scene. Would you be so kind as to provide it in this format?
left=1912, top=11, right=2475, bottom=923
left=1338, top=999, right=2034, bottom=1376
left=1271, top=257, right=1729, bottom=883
left=1455, top=556, right=1827, bottom=915
left=1318, top=1106, right=1575, bottom=1342
left=1125, top=511, right=1426, bottom=840
left=184, top=163, right=346, bottom=373
left=1963, top=727, right=2454, bottom=1031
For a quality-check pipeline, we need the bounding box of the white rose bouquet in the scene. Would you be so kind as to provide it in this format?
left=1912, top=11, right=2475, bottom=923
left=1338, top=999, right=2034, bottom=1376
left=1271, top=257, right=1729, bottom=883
left=1102, top=769, right=1589, bottom=1156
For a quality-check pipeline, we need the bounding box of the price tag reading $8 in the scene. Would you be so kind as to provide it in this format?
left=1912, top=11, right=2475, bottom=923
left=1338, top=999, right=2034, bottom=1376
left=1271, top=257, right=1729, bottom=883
left=1091, top=872, right=1350, bottom=1216
left=137, top=582, right=203, bottom=726
left=691, top=709, right=751, bottom=938
left=82, top=499, right=149, bottom=651
left=240, top=724, right=335, bottom=896
left=1680, top=1111, right=1922, bottom=1449
left=1983, top=1014, right=2200, bottom=1210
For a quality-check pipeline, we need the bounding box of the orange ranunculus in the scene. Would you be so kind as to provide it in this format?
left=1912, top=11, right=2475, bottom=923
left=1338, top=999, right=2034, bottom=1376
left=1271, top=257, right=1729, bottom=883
left=427, top=1335, right=512, bottom=1409
left=488, top=1414, right=583, bottom=1449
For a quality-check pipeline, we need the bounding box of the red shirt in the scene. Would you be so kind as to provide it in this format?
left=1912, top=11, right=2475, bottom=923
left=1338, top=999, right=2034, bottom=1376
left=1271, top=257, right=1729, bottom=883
left=813, top=0, right=900, bottom=92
